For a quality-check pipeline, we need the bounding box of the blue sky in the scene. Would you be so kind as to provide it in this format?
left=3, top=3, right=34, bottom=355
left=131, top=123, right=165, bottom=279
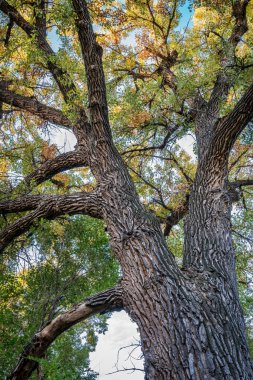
left=48, top=1, right=193, bottom=51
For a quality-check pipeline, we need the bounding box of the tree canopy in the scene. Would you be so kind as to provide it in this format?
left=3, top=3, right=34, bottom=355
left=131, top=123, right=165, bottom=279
left=0, top=0, right=253, bottom=378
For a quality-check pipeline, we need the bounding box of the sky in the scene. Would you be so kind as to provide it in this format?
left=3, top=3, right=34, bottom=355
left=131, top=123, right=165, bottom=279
left=89, top=311, right=144, bottom=380
left=48, top=2, right=194, bottom=378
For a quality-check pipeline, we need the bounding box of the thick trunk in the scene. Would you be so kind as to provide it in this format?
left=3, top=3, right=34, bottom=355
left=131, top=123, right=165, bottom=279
left=77, top=109, right=253, bottom=379
left=2, top=2, right=252, bottom=378
left=97, top=162, right=253, bottom=379
left=169, top=147, right=253, bottom=378
left=183, top=159, right=235, bottom=278
left=125, top=270, right=253, bottom=379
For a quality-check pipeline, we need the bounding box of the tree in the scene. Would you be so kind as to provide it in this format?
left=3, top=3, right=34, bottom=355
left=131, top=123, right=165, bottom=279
left=0, top=0, right=253, bottom=378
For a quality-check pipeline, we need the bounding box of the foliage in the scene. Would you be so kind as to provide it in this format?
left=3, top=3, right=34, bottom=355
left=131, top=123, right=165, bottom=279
left=0, top=216, right=119, bottom=378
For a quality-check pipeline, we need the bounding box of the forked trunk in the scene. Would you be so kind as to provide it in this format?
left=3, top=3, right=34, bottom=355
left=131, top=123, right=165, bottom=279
left=101, top=170, right=253, bottom=379
left=96, top=140, right=253, bottom=379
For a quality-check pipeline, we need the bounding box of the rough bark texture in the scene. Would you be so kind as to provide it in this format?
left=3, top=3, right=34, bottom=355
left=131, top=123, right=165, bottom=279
left=0, top=0, right=253, bottom=379
left=0, top=84, right=72, bottom=128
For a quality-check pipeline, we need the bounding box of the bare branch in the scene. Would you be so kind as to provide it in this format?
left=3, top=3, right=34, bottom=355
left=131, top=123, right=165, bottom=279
left=229, top=148, right=249, bottom=170
left=122, top=125, right=179, bottom=155
left=0, top=83, right=71, bottom=128
left=170, top=154, right=193, bottom=184
left=8, top=286, right=123, bottom=380
left=106, top=368, right=144, bottom=375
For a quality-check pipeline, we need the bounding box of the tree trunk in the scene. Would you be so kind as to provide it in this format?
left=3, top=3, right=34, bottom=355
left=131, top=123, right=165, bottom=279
left=96, top=156, right=253, bottom=379
left=77, top=86, right=253, bottom=378
left=125, top=269, right=253, bottom=379
left=116, top=201, right=253, bottom=379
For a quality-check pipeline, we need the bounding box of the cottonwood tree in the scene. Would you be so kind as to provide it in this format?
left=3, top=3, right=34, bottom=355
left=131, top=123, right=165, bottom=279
left=0, top=0, right=253, bottom=379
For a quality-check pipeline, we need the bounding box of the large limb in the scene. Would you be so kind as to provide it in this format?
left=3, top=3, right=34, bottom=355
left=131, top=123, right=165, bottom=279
left=72, top=0, right=110, bottom=138
left=0, top=83, right=71, bottom=128
left=71, top=2, right=180, bottom=277
left=8, top=286, right=123, bottom=380
left=195, top=0, right=250, bottom=155
left=0, top=192, right=102, bottom=252
left=162, top=176, right=253, bottom=237
left=212, top=81, right=253, bottom=157
left=183, top=81, right=253, bottom=276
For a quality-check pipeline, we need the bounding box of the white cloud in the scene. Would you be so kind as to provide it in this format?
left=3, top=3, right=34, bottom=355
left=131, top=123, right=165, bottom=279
left=178, top=134, right=196, bottom=159
left=90, top=311, right=144, bottom=380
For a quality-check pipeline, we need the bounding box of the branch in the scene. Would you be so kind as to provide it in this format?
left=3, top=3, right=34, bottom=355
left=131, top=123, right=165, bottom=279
left=4, top=15, right=14, bottom=46
left=195, top=0, right=250, bottom=140
left=34, top=0, right=47, bottom=39
left=229, top=0, right=249, bottom=45
left=0, top=84, right=71, bottom=128
left=162, top=176, right=252, bottom=236
left=0, top=191, right=102, bottom=252
left=170, top=154, right=193, bottom=184
left=213, top=81, right=253, bottom=154
left=24, top=150, right=87, bottom=187
left=8, top=286, right=123, bottom=380
left=0, top=0, right=77, bottom=102
left=71, top=0, right=110, bottom=136
left=122, top=125, right=179, bottom=155
left=230, top=179, right=253, bottom=187
left=164, top=200, right=188, bottom=237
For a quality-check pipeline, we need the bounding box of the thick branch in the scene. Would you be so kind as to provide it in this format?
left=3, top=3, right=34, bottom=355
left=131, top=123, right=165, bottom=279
left=228, top=178, right=253, bottom=202
left=8, top=286, right=123, bottom=380
left=229, top=0, right=249, bottom=45
left=195, top=0, right=250, bottom=149
left=213, top=82, right=253, bottom=155
left=230, top=179, right=253, bottom=187
left=34, top=0, right=47, bottom=38
left=162, top=176, right=252, bottom=236
left=72, top=0, right=110, bottom=136
left=0, top=191, right=102, bottom=252
left=0, top=84, right=71, bottom=128
left=24, top=150, right=87, bottom=187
